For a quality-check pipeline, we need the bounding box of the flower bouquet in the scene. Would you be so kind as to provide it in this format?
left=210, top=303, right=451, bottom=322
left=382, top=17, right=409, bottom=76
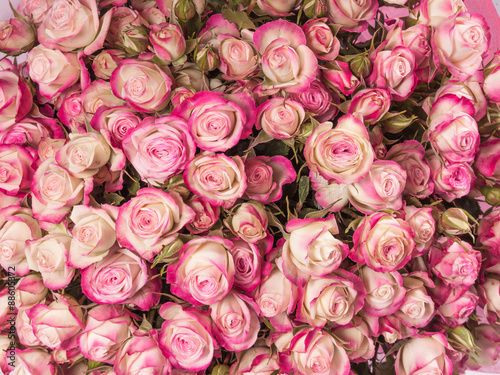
left=3, top=0, right=500, bottom=373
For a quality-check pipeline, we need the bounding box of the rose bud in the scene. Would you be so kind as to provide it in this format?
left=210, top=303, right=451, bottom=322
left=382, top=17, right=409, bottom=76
left=229, top=346, right=281, bottom=375
left=359, top=266, right=406, bottom=317
left=351, top=212, right=415, bottom=273
left=322, top=61, right=360, bottom=95
left=303, top=0, right=327, bottom=18
left=438, top=287, right=478, bottom=327
left=14, top=348, right=59, bottom=375
left=395, top=333, right=453, bottom=375
left=348, top=88, right=391, bottom=125
left=441, top=207, right=470, bottom=235
left=332, top=317, right=375, bottom=363
left=106, top=7, right=149, bottom=54
left=150, top=23, right=186, bottom=63
left=404, top=205, right=436, bottom=256
left=0, top=17, right=35, bottom=55
left=27, top=294, right=83, bottom=350
left=255, top=0, right=301, bottom=16
left=195, top=45, right=220, bottom=71
left=92, top=50, right=124, bottom=80
left=395, top=272, right=435, bottom=328
left=218, top=34, right=258, bottom=81
left=256, top=98, right=306, bottom=140
left=225, top=202, right=268, bottom=244
left=167, top=236, right=235, bottom=305
left=0, top=144, right=35, bottom=197
left=291, top=79, right=339, bottom=122
left=81, top=247, right=161, bottom=311
left=116, top=188, right=195, bottom=262
left=78, top=305, right=137, bottom=364
left=15, top=274, right=48, bottom=309
left=281, top=215, right=348, bottom=286
left=274, top=327, right=350, bottom=375
left=304, top=115, right=374, bottom=184
left=170, top=86, right=195, bottom=108
left=114, top=329, right=171, bottom=375
left=140, top=6, right=167, bottom=24
left=230, top=239, right=269, bottom=293
left=159, top=303, right=215, bottom=372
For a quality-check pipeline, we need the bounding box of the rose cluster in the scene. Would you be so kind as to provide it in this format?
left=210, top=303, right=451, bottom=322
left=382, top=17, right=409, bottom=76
left=3, top=0, right=500, bottom=374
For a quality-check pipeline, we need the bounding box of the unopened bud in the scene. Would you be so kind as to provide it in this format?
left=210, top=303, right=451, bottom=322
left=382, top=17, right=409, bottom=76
left=449, top=326, right=475, bottom=352
left=195, top=46, right=219, bottom=71
left=441, top=208, right=470, bottom=235
left=175, top=0, right=197, bottom=21
left=480, top=186, right=500, bottom=206
left=212, top=365, right=230, bottom=375
left=303, top=0, right=327, bottom=18
left=380, top=112, right=417, bottom=134
left=349, top=54, right=371, bottom=79
left=296, top=121, right=314, bottom=143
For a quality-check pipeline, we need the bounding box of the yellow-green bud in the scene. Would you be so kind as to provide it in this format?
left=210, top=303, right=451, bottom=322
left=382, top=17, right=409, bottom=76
left=349, top=54, right=371, bottom=79
left=441, top=208, right=470, bottom=235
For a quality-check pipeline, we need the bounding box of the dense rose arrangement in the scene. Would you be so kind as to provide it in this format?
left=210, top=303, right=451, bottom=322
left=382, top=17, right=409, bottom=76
left=3, top=0, right=500, bottom=374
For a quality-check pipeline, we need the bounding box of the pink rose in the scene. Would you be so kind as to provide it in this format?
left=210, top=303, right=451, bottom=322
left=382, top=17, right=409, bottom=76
left=122, top=115, right=196, bottom=185
left=110, top=59, right=173, bottom=112
left=17, top=0, right=55, bottom=25
left=484, top=65, right=500, bottom=103
left=253, top=20, right=318, bottom=95
left=78, top=305, right=137, bottom=364
left=55, top=87, right=85, bottom=131
left=26, top=233, right=75, bottom=290
left=230, top=239, right=269, bottom=293
left=0, top=69, right=33, bottom=128
left=401, top=24, right=436, bottom=82
left=281, top=215, right=348, bottom=286
left=15, top=274, right=48, bottom=309
left=395, top=272, right=436, bottom=328
left=386, top=140, right=434, bottom=198
left=0, top=117, right=63, bottom=147
left=255, top=0, right=300, bottom=16
left=92, top=49, right=124, bottom=80
left=90, top=105, right=141, bottom=147
left=158, top=303, right=216, bottom=371
left=404, top=206, right=436, bottom=256
left=322, top=61, right=360, bottom=96
left=395, top=333, right=453, bottom=375
left=332, top=317, right=375, bottom=363
left=416, top=0, right=467, bottom=28
left=474, top=138, right=500, bottom=183
left=116, top=188, right=195, bottom=261
left=27, top=294, right=83, bottom=350
left=184, top=152, right=247, bottom=209
left=0, top=206, right=41, bottom=276
left=224, top=202, right=268, bottom=244
left=244, top=155, right=296, bottom=203
left=256, top=98, right=305, bottom=140
left=0, top=144, right=35, bottom=197
left=325, top=0, right=378, bottom=32
left=352, top=212, right=415, bottom=273
left=210, top=292, right=260, bottom=351
left=347, top=160, right=407, bottom=214
left=13, top=348, right=58, bottom=375
left=291, top=79, right=339, bottom=122
left=167, top=236, right=235, bottom=305
left=429, top=237, right=481, bottom=287
left=438, top=287, right=478, bottom=327
left=274, top=328, right=350, bottom=375
left=114, top=329, right=171, bottom=375
left=38, top=138, right=65, bottom=162
left=433, top=12, right=490, bottom=80
left=81, top=80, right=125, bottom=118
left=302, top=18, right=340, bottom=61
left=0, top=17, right=35, bottom=55
left=480, top=273, right=500, bottom=324
left=359, top=266, right=406, bottom=317
left=170, top=86, right=195, bottom=108
left=218, top=34, right=259, bottom=81
left=27, top=45, right=82, bottom=101
left=150, top=23, right=186, bottom=63
left=81, top=247, right=161, bottom=310
left=296, top=269, right=365, bottom=327
left=229, top=346, right=281, bottom=375
left=185, top=196, right=220, bottom=234
left=465, top=324, right=500, bottom=369
left=478, top=209, right=500, bottom=261
left=348, top=88, right=391, bottom=124
left=140, top=6, right=166, bottom=24
left=304, top=115, right=374, bottom=184
left=367, top=46, right=417, bottom=101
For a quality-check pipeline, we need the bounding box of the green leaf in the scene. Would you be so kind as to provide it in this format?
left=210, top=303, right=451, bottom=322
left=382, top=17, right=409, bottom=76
left=221, top=8, right=257, bottom=30
left=103, top=191, right=124, bottom=206
left=151, top=238, right=185, bottom=268
left=298, top=176, right=310, bottom=204
left=127, top=179, right=141, bottom=197
left=88, top=361, right=107, bottom=370
left=262, top=317, right=275, bottom=331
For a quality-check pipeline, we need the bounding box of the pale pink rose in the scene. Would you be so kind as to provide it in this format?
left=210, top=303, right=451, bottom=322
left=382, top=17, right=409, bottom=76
left=13, top=348, right=58, bottom=375
left=332, top=317, right=375, bottom=363
left=474, top=138, right=500, bottom=183
left=0, top=18, right=35, bottom=55
left=68, top=205, right=118, bottom=269
left=116, top=188, right=194, bottom=261
left=106, top=7, right=149, bottom=54
left=38, top=138, right=66, bottom=162
left=185, top=196, right=220, bottom=234
left=484, top=65, right=500, bottom=103
left=26, top=233, right=75, bottom=290
left=427, top=153, right=475, bottom=202
left=110, top=59, right=173, bottom=112
left=433, top=12, right=490, bottom=80
left=218, top=34, right=259, bottom=81
left=253, top=20, right=318, bottom=95
left=90, top=105, right=141, bottom=147
left=140, top=6, right=166, bottom=24
left=438, top=287, right=478, bottom=327
left=184, top=152, right=247, bottom=209
left=399, top=24, right=436, bottom=82
left=173, top=62, right=209, bottom=92
left=55, top=87, right=85, bottom=131
left=322, top=61, right=360, bottom=96
left=229, top=346, right=281, bottom=375
left=348, top=88, right=390, bottom=124
left=18, top=308, right=41, bottom=346
left=281, top=215, right=348, bottom=286
left=367, top=46, right=417, bottom=101
left=417, top=0, right=467, bottom=28
left=230, top=239, right=270, bottom=293
left=395, top=333, right=452, bottom=375
left=370, top=314, right=418, bottom=344
left=479, top=274, right=500, bottom=323
left=225, top=202, right=268, bottom=244
left=122, top=115, right=196, bottom=185
left=170, top=86, right=195, bottom=108
left=304, top=115, right=374, bottom=184
left=158, top=303, right=215, bottom=371
left=114, top=329, right=171, bottom=375
left=210, top=292, right=260, bottom=351
left=244, top=155, right=296, bottom=203
left=478, top=209, right=500, bottom=262
left=352, top=212, right=415, bottom=273
left=256, top=98, right=305, bottom=139
left=198, top=14, right=238, bottom=49
left=81, top=80, right=125, bottom=118
left=395, top=272, right=435, bottom=328
left=15, top=274, right=48, bottom=308
left=0, top=116, right=63, bottom=147
left=309, top=170, right=350, bottom=212
left=172, top=91, right=255, bottom=152
left=404, top=206, right=435, bottom=256
left=255, top=0, right=300, bottom=16
left=0, top=144, right=35, bottom=197
left=274, top=328, right=350, bottom=375
left=31, top=157, right=89, bottom=223
left=0, top=69, right=33, bottom=128
left=167, top=236, right=234, bottom=305
left=78, top=305, right=137, bottom=364
left=302, top=18, right=340, bottom=61
left=27, top=294, right=83, bottom=350
left=81, top=247, right=161, bottom=310
left=465, top=324, right=500, bottom=370
left=347, top=160, right=406, bottom=214
left=38, top=0, right=112, bottom=55
left=430, top=237, right=481, bottom=287
left=291, top=79, right=339, bottom=122
left=17, top=0, right=55, bottom=25
left=27, top=45, right=81, bottom=101
left=296, top=269, right=365, bottom=327
left=386, top=140, right=434, bottom=198
left=150, top=23, right=186, bottom=63
left=359, top=266, right=406, bottom=317
left=92, top=49, right=124, bottom=80
left=0, top=206, right=41, bottom=276
left=325, top=0, right=378, bottom=31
